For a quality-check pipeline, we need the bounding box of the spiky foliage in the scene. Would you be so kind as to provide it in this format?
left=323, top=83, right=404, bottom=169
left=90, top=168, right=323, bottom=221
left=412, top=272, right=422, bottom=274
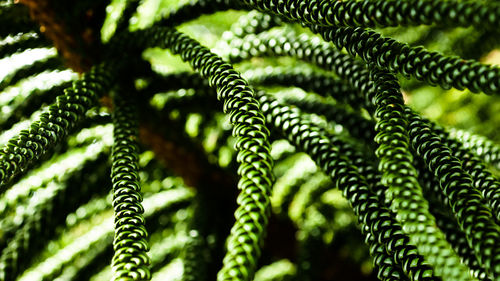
left=2, top=0, right=500, bottom=281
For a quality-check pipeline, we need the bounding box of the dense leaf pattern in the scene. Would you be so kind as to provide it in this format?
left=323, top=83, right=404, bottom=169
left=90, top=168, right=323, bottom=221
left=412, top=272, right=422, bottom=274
left=1, top=0, right=500, bottom=281
left=111, top=89, right=151, bottom=280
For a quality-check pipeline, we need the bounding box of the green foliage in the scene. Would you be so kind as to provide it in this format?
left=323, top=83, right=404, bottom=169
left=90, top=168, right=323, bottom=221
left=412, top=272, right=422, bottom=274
left=2, top=1, right=500, bottom=281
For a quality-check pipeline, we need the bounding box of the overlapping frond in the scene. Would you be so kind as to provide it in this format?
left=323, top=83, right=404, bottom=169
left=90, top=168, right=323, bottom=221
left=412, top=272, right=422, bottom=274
left=2, top=0, right=500, bottom=281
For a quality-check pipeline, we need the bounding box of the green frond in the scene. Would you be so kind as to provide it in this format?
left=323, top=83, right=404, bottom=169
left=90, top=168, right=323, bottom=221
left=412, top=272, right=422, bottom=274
left=3, top=1, right=500, bottom=281
left=111, top=88, right=151, bottom=280
left=256, top=91, right=432, bottom=281
left=0, top=61, right=116, bottom=190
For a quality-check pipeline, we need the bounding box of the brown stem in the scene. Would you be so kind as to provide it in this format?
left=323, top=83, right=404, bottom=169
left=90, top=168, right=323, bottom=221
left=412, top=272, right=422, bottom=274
left=18, top=0, right=107, bottom=72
